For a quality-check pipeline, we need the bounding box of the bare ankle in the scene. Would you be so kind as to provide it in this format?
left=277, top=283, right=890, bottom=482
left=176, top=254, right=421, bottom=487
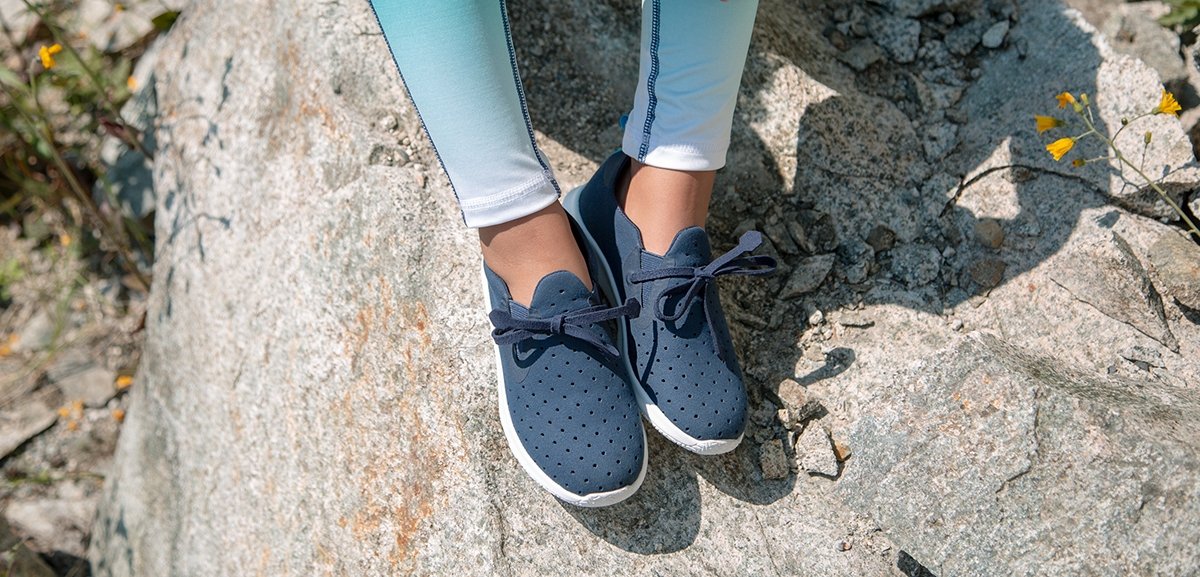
left=479, top=203, right=591, bottom=306
left=617, top=158, right=714, bottom=255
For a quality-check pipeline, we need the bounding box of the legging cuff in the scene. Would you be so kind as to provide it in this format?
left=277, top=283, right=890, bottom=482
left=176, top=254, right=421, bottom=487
left=621, top=137, right=730, bottom=172
left=459, top=170, right=561, bottom=228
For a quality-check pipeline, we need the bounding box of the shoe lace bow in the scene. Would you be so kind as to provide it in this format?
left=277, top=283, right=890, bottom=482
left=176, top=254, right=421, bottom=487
left=489, top=298, right=641, bottom=359
left=628, top=231, right=777, bottom=358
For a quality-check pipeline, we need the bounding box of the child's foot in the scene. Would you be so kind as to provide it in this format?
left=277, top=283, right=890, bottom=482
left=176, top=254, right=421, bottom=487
left=564, top=152, right=776, bottom=455
left=482, top=252, right=646, bottom=506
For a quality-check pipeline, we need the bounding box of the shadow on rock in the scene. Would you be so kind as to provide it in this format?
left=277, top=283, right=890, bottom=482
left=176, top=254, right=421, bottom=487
left=559, top=434, right=702, bottom=554
left=513, top=0, right=1193, bottom=562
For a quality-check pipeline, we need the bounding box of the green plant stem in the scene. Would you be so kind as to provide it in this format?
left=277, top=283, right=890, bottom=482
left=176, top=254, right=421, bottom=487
left=1079, top=109, right=1200, bottom=240
left=0, top=80, right=151, bottom=287
left=20, top=0, right=154, bottom=162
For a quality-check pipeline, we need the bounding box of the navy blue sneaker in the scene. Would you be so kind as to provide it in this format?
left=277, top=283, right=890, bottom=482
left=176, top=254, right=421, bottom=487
left=564, top=152, right=776, bottom=455
left=482, top=253, right=646, bottom=506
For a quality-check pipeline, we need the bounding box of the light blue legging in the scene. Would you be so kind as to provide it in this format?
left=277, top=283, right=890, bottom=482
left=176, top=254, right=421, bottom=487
left=367, top=0, right=759, bottom=228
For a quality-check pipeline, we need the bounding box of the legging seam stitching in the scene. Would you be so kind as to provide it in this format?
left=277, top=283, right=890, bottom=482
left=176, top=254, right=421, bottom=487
left=498, top=0, right=561, bottom=196
left=364, top=1, right=465, bottom=223
left=637, top=0, right=662, bottom=162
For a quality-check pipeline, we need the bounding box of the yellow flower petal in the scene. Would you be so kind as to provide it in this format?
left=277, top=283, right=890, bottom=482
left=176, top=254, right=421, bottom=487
left=1154, top=89, right=1181, bottom=116
left=1046, top=137, right=1075, bottom=162
left=1035, top=115, right=1063, bottom=134
left=38, top=43, right=62, bottom=69
left=126, top=75, right=138, bottom=91
left=1056, top=92, right=1076, bottom=109
left=115, top=375, right=134, bottom=390
left=0, top=334, right=16, bottom=357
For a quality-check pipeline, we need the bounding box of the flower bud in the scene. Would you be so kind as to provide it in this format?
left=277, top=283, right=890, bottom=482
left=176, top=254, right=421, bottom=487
left=1144, top=131, right=1153, bottom=145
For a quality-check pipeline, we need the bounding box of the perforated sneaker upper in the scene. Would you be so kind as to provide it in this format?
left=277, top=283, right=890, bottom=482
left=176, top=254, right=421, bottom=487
left=570, top=150, right=773, bottom=445
left=623, top=229, right=748, bottom=441
left=486, top=267, right=645, bottom=496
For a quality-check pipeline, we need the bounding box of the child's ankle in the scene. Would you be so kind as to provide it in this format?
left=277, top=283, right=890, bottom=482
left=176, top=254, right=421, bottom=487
left=617, top=159, right=714, bottom=255
left=479, top=203, right=591, bottom=306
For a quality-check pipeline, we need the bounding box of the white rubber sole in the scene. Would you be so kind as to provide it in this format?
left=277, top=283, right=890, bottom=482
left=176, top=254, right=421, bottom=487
left=562, top=187, right=743, bottom=456
left=479, top=266, right=646, bottom=507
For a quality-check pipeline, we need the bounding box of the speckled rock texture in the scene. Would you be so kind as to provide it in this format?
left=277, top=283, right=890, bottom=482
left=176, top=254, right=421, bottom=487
left=90, top=0, right=1200, bottom=575
left=840, top=332, right=1200, bottom=576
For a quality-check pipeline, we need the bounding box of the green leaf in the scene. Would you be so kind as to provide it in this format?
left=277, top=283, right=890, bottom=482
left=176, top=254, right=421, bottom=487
left=151, top=11, right=180, bottom=32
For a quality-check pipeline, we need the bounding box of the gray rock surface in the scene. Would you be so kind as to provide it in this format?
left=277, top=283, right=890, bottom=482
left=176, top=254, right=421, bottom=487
left=888, top=244, right=942, bottom=288
left=980, top=20, right=1009, bottom=49
left=46, top=347, right=117, bottom=407
left=11, top=310, right=54, bottom=353
left=780, top=253, right=836, bottom=299
left=0, top=387, right=60, bottom=459
left=1100, top=3, right=1188, bottom=91
left=839, top=332, right=1200, bottom=576
left=1051, top=232, right=1178, bottom=352
left=869, top=15, right=921, bottom=63
left=795, top=424, right=838, bottom=477
left=758, top=439, right=790, bottom=480
left=1148, top=230, right=1200, bottom=310
left=5, top=481, right=96, bottom=558
left=0, top=518, right=57, bottom=577
left=90, top=0, right=1200, bottom=575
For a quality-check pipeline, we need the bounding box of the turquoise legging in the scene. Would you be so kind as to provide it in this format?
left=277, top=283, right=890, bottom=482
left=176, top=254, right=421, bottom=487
left=367, top=0, right=759, bottom=228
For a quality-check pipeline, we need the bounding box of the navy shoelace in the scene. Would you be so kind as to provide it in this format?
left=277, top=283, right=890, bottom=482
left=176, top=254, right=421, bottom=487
left=490, top=298, right=641, bottom=359
left=628, top=231, right=777, bottom=359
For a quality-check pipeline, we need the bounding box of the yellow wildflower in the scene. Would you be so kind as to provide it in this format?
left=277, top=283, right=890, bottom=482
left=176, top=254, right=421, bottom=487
left=1035, top=115, right=1063, bottom=134
left=0, top=334, right=16, bottom=357
left=1056, top=92, right=1076, bottom=109
left=38, top=43, right=62, bottom=69
left=1046, top=137, right=1075, bottom=161
left=59, top=233, right=71, bottom=247
left=1153, top=90, right=1181, bottom=116
left=115, top=375, right=134, bottom=390
left=112, top=408, right=126, bottom=423
left=127, top=75, right=138, bottom=91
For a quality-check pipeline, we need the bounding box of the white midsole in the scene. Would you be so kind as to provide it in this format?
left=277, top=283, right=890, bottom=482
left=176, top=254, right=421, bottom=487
left=562, top=186, right=743, bottom=456
left=479, top=264, right=646, bottom=507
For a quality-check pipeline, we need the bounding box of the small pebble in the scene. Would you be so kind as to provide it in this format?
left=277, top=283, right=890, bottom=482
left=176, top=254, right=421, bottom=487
left=777, top=378, right=808, bottom=408
left=974, top=218, right=1005, bottom=248
left=981, top=21, right=1009, bottom=49
left=832, top=436, right=853, bottom=461
left=970, top=258, right=1007, bottom=288
left=796, top=423, right=839, bottom=477
left=776, top=408, right=794, bottom=430
left=808, top=309, right=825, bottom=326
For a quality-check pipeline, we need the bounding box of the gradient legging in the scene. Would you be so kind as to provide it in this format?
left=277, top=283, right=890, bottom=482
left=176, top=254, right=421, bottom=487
left=367, top=0, right=759, bottom=228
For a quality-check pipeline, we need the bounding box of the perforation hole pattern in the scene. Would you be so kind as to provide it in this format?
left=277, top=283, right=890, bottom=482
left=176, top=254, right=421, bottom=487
left=628, top=232, right=748, bottom=442
left=502, top=287, right=644, bottom=496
